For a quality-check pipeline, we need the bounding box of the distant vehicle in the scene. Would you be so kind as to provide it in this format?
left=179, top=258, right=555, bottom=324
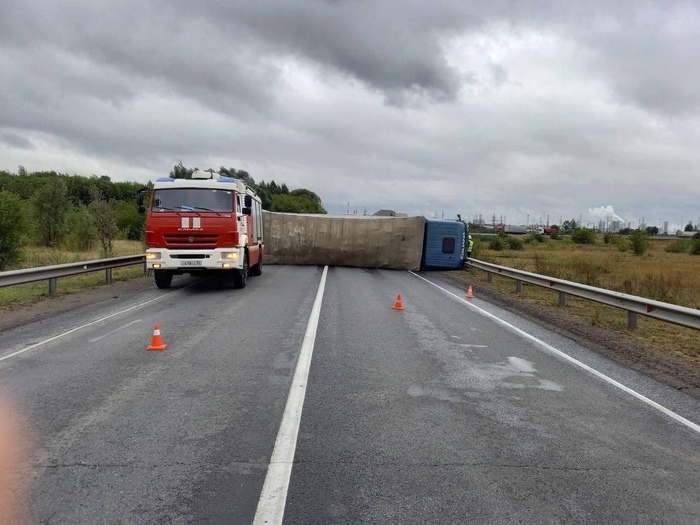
left=496, top=224, right=528, bottom=235
left=537, top=226, right=560, bottom=235
left=138, top=170, right=264, bottom=289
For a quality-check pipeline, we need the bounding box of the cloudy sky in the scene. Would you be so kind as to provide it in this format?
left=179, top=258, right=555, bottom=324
left=1, top=1, right=699, bottom=230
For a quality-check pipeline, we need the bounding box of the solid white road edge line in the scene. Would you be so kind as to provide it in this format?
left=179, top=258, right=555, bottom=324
left=88, top=319, right=143, bottom=343
left=409, top=271, right=700, bottom=435
left=254, top=265, right=329, bottom=525
left=0, top=279, right=205, bottom=363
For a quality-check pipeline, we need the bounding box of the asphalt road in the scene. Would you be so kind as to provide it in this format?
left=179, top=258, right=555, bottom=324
left=0, top=265, right=698, bottom=524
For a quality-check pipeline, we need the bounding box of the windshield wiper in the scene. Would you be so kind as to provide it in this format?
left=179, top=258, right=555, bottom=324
left=153, top=206, right=182, bottom=215
left=190, top=206, right=224, bottom=216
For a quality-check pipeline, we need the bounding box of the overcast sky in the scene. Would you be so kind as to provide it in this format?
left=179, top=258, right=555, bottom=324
left=1, top=1, right=699, bottom=230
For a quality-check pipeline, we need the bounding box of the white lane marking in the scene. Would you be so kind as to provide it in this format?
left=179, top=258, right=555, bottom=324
left=409, top=272, right=700, bottom=435
left=459, top=344, right=488, bottom=348
left=0, top=280, right=204, bottom=363
left=88, top=319, right=143, bottom=343
left=254, top=266, right=328, bottom=525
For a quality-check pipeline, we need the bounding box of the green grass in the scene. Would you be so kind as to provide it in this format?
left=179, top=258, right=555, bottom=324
left=1, top=241, right=146, bottom=310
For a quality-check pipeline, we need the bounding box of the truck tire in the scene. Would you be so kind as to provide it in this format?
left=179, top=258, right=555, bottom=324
left=154, top=270, right=173, bottom=289
left=250, top=250, right=262, bottom=276
left=233, top=255, right=248, bottom=289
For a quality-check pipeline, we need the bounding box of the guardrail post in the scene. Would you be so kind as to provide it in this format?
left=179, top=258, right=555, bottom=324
left=48, top=278, right=57, bottom=296
left=627, top=311, right=638, bottom=330
left=515, top=280, right=522, bottom=293
left=559, top=291, right=567, bottom=307
left=105, top=268, right=113, bottom=284
left=487, top=272, right=493, bottom=283
left=143, top=262, right=148, bottom=276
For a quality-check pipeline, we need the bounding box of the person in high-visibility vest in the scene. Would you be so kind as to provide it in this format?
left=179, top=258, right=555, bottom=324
left=467, top=235, right=474, bottom=259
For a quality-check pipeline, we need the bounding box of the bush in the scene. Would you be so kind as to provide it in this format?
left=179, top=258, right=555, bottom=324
left=549, top=231, right=561, bottom=240
left=629, top=229, right=651, bottom=256
left=603, top=232, right=613, bottom=244
left=0, top=190, right=27, bottom=270
left=617, top=240, right=630, bottom=252
left=665, top=240, right=690, bottom=254
left=571, top=228, right=596, bottom=244
left=690, top=240, right=700, bottom=256
left=65, top=204, right=98, bottom=251
left=525, top=232, right=544, bottom=244
left=505, top=236, right=524, bottom=250
left=489, top=237, right=506, bottom=251
left=31, top=179, right=70, bottom=247
left=608, top=234, right=623, bottom=246
left=694, top=232, right=700, bottom=240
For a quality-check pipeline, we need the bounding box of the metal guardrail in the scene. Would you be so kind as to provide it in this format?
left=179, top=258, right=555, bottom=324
left=0, top=255, right=147, bottom=296
left=467, top=259, right=700, bottom=331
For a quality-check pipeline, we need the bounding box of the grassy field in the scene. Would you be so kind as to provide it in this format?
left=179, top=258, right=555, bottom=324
left=0, top=240, right=146, bottom=309
left=469, top=234, right=700, bottom=362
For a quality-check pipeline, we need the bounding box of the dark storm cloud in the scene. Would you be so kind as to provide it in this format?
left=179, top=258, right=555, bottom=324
left=2, top=1, right=695, bottom=112
left=0, top=131, right=33, bottom=149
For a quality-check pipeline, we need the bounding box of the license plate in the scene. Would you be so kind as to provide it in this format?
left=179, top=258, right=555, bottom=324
left=180, top=261, right=203, bottom=266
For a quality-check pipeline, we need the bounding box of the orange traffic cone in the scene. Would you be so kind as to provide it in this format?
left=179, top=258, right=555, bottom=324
left=392, top=294, right=404, bottom=311
left=466, top=285, right=474, bottom=299
left=147, top=324, right=167, bottom=351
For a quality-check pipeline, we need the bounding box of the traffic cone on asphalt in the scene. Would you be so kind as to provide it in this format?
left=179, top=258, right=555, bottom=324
left=466, top=285, right=474, bottom=299
left=392, top=294, right=404, bottom=311
left=147, top=325, right=167, bottom=351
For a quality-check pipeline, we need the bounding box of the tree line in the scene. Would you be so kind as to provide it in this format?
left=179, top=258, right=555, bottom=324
left=169, top=162, right=326, bottom=214
left=0, top=164, right=326, bottom=271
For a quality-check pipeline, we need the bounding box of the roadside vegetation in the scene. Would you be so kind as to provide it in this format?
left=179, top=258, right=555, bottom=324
left=467, top=231, right=700, bottom=361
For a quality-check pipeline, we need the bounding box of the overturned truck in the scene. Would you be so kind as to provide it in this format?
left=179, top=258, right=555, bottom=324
left=263, top=212, right=467, bottom=271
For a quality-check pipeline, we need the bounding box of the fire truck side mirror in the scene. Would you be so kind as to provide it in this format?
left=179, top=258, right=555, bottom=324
left=244, top=195, right=253, bottom=207
left=136, top=187, right=148, bottom=214
left=242, top=207, right=252, bottom=215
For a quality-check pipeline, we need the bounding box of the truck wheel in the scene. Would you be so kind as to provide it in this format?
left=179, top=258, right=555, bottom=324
left=154, top=270, right=173, bottom=289
left=233, top=255, right=248, bottom=289
left=250, top=251, right=262, bottom=276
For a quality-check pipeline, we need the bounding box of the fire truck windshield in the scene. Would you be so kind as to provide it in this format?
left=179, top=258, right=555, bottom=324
left=151, top=188, right=234, bottom=213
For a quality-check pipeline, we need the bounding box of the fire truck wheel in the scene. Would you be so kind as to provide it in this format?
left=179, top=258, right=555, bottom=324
left=154, top=270, right=173, bottom=289
left=233, top=255, right=248, bottom=289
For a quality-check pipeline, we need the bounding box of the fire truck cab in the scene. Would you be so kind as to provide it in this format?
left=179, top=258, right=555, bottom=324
left=139, top=170, right=264, bottom=289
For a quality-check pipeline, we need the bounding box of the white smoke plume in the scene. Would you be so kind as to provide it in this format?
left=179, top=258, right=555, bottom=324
left=589, top=205, right=625, bottom=223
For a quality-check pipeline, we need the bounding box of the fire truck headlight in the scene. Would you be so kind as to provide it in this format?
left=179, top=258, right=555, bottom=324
left=152, top=263, right=162, bottom=269
left=146, top=253, right=161, bottom=260
left=221, top=252, right=239, bottom=260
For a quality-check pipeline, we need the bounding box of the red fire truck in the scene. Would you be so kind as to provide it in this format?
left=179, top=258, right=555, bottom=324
left=138, top=170, right=264, bottom=289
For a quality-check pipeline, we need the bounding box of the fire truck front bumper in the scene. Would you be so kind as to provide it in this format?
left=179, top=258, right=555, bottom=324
left=145, top=248, right=246, bottom=271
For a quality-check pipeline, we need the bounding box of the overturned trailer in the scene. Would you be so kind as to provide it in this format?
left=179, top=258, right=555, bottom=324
left=262, top=212, right=466, bottom=271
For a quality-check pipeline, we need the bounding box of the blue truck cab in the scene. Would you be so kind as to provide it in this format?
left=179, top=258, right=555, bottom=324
left=421, top=219, right=468, bottom=270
